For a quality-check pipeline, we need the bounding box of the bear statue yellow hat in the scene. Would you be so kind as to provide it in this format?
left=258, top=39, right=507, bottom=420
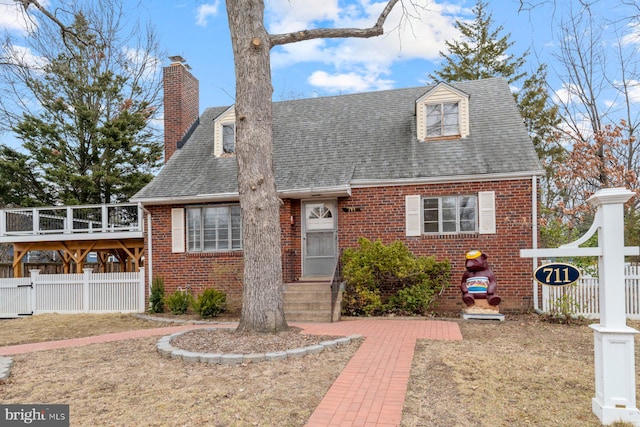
left=466, top=250, right=482, bottom=259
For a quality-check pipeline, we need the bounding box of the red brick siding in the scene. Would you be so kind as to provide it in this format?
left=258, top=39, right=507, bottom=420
left=336, top=180, right=535, bottom=312
left=145, top=205, right=244, bottom=310
left=144, top=178, right=536, bottom=314
left=163, top=64, right=199, bottom=163
left=280, top=199, right=302, bottom=282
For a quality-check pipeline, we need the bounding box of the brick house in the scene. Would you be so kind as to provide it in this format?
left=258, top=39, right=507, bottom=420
left=132, top=60, right=543, bottom=316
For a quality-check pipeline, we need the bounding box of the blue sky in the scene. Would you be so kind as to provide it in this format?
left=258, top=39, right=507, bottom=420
left=0, top=0, right=638, bottom=134
left=137, top=0, right=544, bottom=108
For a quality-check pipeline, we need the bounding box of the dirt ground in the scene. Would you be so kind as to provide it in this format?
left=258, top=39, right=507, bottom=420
left=1, top=313, right=639, bottom=426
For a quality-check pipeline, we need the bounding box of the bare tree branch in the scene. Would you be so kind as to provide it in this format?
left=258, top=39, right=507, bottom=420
left=270, top=0, right=399, bottom=46
left=16, top=0, right=89, bottom=46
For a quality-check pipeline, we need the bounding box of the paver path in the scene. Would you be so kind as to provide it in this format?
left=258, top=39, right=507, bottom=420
left=299, top=319, right=462, bottom=427
left=0, top=318, right=462, bottom=426
left=0, top=324, right=215, bottom=356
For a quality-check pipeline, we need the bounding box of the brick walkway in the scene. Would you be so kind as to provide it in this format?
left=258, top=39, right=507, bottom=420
left=0, top=318, right=462, bottom=426
left=0, top=324, right=214, bottom=356
left=299, top=319, right=462, bottom=427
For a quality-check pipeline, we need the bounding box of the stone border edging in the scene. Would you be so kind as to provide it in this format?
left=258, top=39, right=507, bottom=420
left=0, top=356, right=13, bottom=381
left=157, top=328, right=363, bottom=365
left=133, top=313, right=232, bottom=325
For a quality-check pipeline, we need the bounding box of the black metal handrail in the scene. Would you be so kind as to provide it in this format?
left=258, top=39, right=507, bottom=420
left=330, top=250, right=343, bottom=322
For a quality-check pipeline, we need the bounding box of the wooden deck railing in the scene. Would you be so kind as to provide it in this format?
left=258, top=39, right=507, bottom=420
left=0, top=203, right=142, bottom=238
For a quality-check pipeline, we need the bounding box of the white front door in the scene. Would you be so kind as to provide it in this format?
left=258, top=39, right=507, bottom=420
left=302, top=201, right=337, bottom=277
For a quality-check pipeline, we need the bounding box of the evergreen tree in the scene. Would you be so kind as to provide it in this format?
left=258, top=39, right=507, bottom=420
left=431, top=0, right=564, bottom=246
left=0, top=145, right=52, bottom=207
left=2, top=3, right=163, bottom=206
left=430, top=0, right=527, bottom=84
left=516, top=64, right=564, bottom=240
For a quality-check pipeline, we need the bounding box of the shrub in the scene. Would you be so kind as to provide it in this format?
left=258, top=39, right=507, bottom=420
left=543, top=284, right=588, bottom=325
left=341, top=237, right=450, bottom=316
left=388, top=256, right=450, bottom=315
left=148, top=277, right=165, bottom=314
left=165, top=289, right=194, bottom=315
left=192, top=288, right=227, bottom=319
left=342, top=282, right=384, bottom=316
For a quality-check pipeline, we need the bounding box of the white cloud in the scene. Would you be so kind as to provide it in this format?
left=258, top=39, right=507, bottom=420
left=621, top=22, right=640, bottom=46
left=308, top=68, right=394, bottom=93
left=553, top=83, right=578, bottom=106
left=122, top=47, right=161, bottom=81
left=3, top=44, right=48, bottom=71
left=195, top=2, right=220, bottom=27
left=268, top=0, right=461, bottom=93
left=625, top=80, right=640, bottom=104
left=267, top=0, right=342, bottom=33
left=0, top=1, right=38, bottom=33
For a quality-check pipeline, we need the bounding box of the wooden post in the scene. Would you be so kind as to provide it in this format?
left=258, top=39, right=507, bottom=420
left=521, top=187, right=640, bottom=425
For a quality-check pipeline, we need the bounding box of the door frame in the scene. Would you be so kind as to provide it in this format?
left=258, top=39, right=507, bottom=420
left=301, top=199, right=338, bottom=278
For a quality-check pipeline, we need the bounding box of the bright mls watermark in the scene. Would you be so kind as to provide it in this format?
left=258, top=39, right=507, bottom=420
left=1, top=405, right=69, bottom=426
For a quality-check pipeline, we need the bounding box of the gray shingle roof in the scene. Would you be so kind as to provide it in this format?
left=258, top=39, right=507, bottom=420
left=133, top=78, right=542, bottom=203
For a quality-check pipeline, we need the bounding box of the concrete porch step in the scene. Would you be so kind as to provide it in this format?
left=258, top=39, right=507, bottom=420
left=285, top=310, right=333, bottom=323
left=285, top=282, right=331, bottom=293
left=283, top=280, right=335, bottom=323
left=284, top=300, right=332, bottom=311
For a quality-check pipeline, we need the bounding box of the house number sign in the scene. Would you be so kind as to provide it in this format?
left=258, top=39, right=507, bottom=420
left=534, top=263, right=581, bottom=287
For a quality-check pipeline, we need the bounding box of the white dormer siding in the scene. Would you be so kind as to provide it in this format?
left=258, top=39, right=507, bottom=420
left=213, top=105, right=236, bottom=156
left=416, top=83, right=470, bottom=141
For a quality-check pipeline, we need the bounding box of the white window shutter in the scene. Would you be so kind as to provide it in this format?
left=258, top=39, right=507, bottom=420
left=478, top=191, right=496, bottom=234
left=171, top=208, right=185, bottom=253
left=405, top=195, right=422, bottom=236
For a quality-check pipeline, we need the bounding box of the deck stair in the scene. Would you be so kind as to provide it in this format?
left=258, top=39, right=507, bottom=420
left=284, top=279, right=335, bottom=323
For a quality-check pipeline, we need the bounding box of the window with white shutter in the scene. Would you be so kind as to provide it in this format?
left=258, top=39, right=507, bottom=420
left=478, top=191, right=496, bottom=234
left=405, top=195, right=422, bottom=236
left=171, top=208, right=185, bottom=253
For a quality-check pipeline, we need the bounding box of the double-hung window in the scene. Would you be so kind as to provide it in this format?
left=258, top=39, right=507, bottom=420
left=426, top=102, right=459, bottom=137
left=187, top=205, right=242, bottom=252
left=423, top=195, right=477, bottom=234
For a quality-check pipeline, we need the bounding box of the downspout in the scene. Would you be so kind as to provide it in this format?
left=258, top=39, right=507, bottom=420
left=531, top=175, right=542, bottom=314
left=140, top=204, right=153, bottom=299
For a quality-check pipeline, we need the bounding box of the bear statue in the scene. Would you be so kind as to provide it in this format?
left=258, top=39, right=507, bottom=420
left=460, top=250, right=501, bottom=306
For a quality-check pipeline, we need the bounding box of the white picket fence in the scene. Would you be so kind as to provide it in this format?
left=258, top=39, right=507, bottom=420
left=0, top=268, right=145, bottom=317
left=541, top=265, right=640, bottom=319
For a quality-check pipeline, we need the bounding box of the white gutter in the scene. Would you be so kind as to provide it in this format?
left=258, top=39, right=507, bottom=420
left=132, top=185, right=353, bottom=206
left=140, top=204, right=153, bottom=299
left=531, top=175, right=540, bottom=313
left=131, top=192, right=240, bottom=206
left=350, top=170, right=545, bottom=188
left=277, top=185, right=351, bottom=199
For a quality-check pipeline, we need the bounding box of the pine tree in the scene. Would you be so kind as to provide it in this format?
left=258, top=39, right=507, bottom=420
left=5, top=9, right=162, bottom=206
left=0, top=145, right=52, bottom=207
left=430, top=0, right=527, bottom=84
left=431, top=0, right=564, bottom=246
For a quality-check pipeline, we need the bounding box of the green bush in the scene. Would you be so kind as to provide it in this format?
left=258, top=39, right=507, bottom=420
left=192, top=288, right=227, bottom=319
left=165, top=289, right=194, bottom=315
left=148, top=277, right=165, bottom=314
left=341, top=237, right=450, bottom=316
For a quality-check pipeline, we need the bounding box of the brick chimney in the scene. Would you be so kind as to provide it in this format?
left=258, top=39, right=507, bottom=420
left=163, top=56, right=199, bottom=163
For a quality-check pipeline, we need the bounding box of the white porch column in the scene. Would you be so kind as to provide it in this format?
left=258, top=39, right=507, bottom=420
left=587, top=188, right=640, bottom=425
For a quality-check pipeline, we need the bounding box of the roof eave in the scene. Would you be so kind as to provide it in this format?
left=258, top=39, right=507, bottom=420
left=132, top=185, right=353, bottom=206
left=350, top=171, right=544, bottom=188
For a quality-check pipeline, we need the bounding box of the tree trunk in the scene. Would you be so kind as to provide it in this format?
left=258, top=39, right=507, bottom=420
left=227, top=0, right=288, bottom=333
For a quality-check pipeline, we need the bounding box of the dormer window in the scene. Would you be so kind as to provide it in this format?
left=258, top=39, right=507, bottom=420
left=214, top=106, right=236, bottom=157
left=222, top=123, right=235, bottom=153
left=416, top=83, right=469, bottom=141
left=426, top=102, right=459, bottom=137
